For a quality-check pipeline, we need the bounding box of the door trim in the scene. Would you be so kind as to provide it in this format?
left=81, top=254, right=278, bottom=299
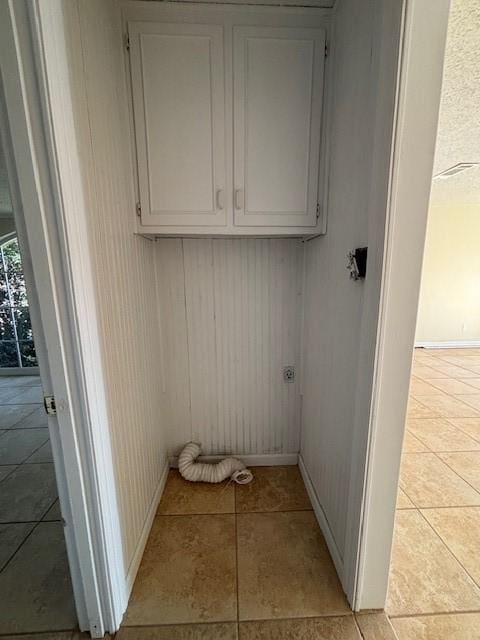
left=0, top=1, right=126, bottom=634
left=352, top=0, right=451, bottom=610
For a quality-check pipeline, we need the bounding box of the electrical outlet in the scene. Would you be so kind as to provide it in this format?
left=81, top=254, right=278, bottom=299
left=283, top=365, right=295, bottom=383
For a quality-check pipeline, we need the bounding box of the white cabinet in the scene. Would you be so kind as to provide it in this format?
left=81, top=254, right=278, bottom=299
left=233, top=26, right=325, bottom=228
left=127, top=10, right=328, bottom=237
left=129, top=22, right=226, bottom=227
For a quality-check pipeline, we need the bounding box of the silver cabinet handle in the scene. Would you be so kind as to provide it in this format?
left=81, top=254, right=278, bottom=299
left=234, top=188, right=244, bottom=210
left=216, top=189, right=225, bottom=210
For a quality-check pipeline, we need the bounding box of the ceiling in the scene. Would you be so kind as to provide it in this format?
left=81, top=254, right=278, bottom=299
left=431, top=0, right=480, bottom=206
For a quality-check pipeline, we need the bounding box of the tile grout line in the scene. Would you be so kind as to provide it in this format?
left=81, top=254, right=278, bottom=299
left=443, top=417, right=480, bottom=445
left=430, top=449, right=480, bottom=500
left=352, top=613, right=365, bottom=639
left=0, top=519, right=42, bottom=574
left=389, top=608, right=480, bottom=620
left=120, top=611, right=358, bottom=630
left=5, top=403, right=41, bottom=430
left=0, top=493, right=59, bottom=574
left=416, top=508, right=480, bottom=595
left=234, top=482, right=240, bottom=626
left=156, top=508, right=313, bottom=517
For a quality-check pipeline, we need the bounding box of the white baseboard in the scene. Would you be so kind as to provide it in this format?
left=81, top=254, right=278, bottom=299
left=169, top=452, right=298, bottom=468
left=415, top=340, right=480, bottom=349
left=298, top=454, right=345, bottom=586
left=125, top=458, right=169, bottom=597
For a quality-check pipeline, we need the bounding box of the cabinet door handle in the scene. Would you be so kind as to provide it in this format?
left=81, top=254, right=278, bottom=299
left=234, top=188, right=244, bottom=210
left=216, top=189, right=225, bottom=210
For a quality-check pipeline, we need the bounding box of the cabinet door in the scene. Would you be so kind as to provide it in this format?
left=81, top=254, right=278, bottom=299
left=233, top=26, right=326, bottom=227
left=129, top=22, right=226, bottom=227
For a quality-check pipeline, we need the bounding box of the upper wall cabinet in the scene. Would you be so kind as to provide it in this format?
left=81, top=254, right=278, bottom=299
left=129, top=22, right=226, bottom=227
left=233, top=26, right=325, bottom=228
left=126, top=5, right=330, bottom=237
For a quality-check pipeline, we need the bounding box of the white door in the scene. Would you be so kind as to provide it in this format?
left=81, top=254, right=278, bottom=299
left=233, top=26, right=326, bottom=228
left=129, top=22, right=226, bottom=227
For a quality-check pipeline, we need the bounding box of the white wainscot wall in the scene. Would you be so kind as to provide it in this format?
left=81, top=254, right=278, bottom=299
left=155, top=238, right=304, bottom=457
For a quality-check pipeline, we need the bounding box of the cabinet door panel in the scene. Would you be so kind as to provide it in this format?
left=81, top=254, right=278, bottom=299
left=129, top=22, right=226, bottom=226
left=234, top=26, right=325, bottom=227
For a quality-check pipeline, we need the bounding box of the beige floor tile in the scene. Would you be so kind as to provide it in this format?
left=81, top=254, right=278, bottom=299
left=466, top=365, right=480, bottom=375
left=42, top=499, right=62, bottom=522
left=406, top=399, right=439, bottom=420
left=0, top=429, right=49, bottom=465
left=0, top=634, right=73, bottom=640
left=355, top=612, right=398, bottom=639
left=402, top=431, right=429, bottom=453
left=447, top=417, right=480, bottom=442
left=0, top=463, right=58, bottom=523
left=412, top=355, right=440, bottom=367
left=387, top=510, right=480, bottom=616
left=0, top=404, right=37, bottom=429
left=0, top=465, right=16, bottom=482
left=438, top=451, right=480, bottom=493
left=72, top=634, right=114, bottom=640
left=461, top=378, right=480, bottom=391
left=438, top=355, right=480, bottom=367
left=235, top=466, right=312, bottom=513
left=429, top=364, right=478, bottom=378
left=425, top=348, right=480, bottom=357
left=124, top=514, right=237, bottom=625
left=399, top=453, right=480, bottom=507
left=237, top=511, right=349, bottom=620
left=412, top=394, right=480, bottom=418
left=454, top=394, right=480, bottom=412
left=396, top=489, right=415, bottom=509
left=0, top=522, right=35, bottom=570
left=117, top=623, right=238, bottom=639
left=392, top=613, right=480, bottom=639
left=0, top=522, right=76, bottom=634
left=409, top=378, right=443, bottom=396
left=426, top=378, right=480, bottom=395
left=411, top=365, right=449, bottom=379
left=421, top=507, right=480, bottom=586
left=157, top=470, right=235, bottom=515
left=238, top=616, right=360, bottom=639
left=407, top=418, right=480, bottom=452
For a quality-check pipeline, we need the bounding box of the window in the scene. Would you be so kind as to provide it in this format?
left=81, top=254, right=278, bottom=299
left=0, top=236, right=37, bottom=368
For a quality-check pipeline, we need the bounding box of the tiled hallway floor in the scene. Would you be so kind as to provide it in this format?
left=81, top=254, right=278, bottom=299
left=0, top=375, right=77, bottom=635
left=120, top=466, right=398, bottom=639
left=388, top=348, right=480, bottom=639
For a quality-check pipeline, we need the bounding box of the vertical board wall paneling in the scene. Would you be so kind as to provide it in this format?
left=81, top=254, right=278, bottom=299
left=155, top=238, right=303, bottom=456
left=73, top=0, right=168, bottom=574
left=300, top=0, right=376, bottom=564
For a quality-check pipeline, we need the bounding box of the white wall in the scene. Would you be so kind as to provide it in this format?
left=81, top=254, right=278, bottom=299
left=414, top=0, right=480, bottom=346
left=416, top=204, right=480, bottom=344
left=155, top=238, right=303, bottom=457
left=60, top=0, right=168, bottom=577
left=300, top=0, right=396, bottom=579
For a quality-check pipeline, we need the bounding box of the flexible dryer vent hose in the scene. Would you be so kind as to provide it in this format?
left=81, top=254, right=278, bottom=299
left=178, top=442, right=253, bottom=485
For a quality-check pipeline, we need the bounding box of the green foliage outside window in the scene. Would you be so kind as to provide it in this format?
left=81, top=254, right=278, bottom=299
left=0, top=236, right=37, bottom=368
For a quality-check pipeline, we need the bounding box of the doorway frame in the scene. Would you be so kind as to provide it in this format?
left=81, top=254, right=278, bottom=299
left=0, top=0, right=125, bottom=634
left=352, top=0, right=452, bottom=610
left=0, top=0, right=453, bottom=627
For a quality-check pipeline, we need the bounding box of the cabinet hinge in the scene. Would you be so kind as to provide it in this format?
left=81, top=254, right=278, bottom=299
left=125, top=34, right=130, bottom=51
left=44, top=396, right=57, bottom=416
left=316, top=203, right=320, bottom=219
left=325, top=41, right=329, bottom=58
left=136, top=202, right=142, bottom=217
